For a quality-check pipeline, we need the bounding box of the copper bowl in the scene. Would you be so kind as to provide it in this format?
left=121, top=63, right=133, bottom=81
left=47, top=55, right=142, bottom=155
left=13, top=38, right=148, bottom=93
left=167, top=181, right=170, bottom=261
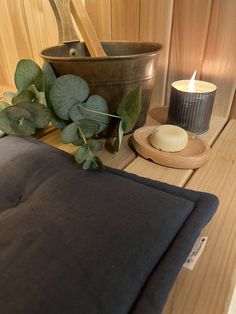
left=40, top=41, right=161, bottom=130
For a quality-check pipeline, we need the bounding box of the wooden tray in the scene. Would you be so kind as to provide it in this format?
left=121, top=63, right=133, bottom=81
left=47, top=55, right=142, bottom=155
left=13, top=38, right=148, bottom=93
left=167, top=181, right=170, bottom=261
left=132, top=126, right=210, bottom=169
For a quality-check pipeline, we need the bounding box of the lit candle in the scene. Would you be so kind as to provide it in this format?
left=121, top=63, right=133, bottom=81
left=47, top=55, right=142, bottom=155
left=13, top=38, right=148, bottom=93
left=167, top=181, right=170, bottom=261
left=167, top=71, right=217, bottom=134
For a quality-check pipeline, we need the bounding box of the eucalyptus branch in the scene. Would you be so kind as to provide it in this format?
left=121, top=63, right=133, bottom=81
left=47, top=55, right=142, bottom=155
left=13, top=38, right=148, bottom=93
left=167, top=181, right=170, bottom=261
left=78, top=127, right=93, bottom=156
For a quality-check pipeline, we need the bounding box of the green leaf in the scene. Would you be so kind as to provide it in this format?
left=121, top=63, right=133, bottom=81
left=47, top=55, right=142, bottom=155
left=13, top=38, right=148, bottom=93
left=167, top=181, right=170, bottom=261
left=42, top=62, right=56, bottom=93
left=61, top=122, right=83, bottom=145
left=77, top=119, right=100, bottom=138
left=12, top=90, right=35, bottom=105
left=0, top=101, right=10, bottom=112
left=69, top=95, right=109, bottom=133
left=49, top=75, right=89, bottom=120
left=88, top=139, right=103, bottom=152
left=0, top=106, right=35, bottom=136
left=14, top=59, right=43, bottom=92
left=50, top=114, right=67, bottom=130
left=3, top=91, right=16, bottom=101
left=83, top=156, right=104, bottom=170
left=74, top=146, right=89, bottom=164
left=0, top=101, right=50, bottom=137
left=0, top=102, right=12, bottom=138
left=0, top=129, right=5, bottom=138
left=16, top=102, right=50, bottom=129
left=114, top=119, right=124, bottom=152
left=117, top=86, right=141, bottom=133
left=0, top=110, right=15, bottom=135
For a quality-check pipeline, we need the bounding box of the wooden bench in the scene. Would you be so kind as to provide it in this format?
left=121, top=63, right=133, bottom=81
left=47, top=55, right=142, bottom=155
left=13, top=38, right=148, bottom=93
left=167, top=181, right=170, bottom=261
left=40, top=108, right=236, bottom=314
left=0, top=83, right=235, bottom=313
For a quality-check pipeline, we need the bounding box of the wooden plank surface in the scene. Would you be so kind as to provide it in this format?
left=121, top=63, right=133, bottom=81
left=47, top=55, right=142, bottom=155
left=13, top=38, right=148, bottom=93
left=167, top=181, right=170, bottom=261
left=41, top=130, right=136, bottom=170
left=229, top=90, right=236, bottom=119
left=140, top=0, right=174, bottom=108
left=163, top=119, right=236, bottom=314
left=111, top=0, right=140, bottom=40
left=125, top=112, right=227, bottom=185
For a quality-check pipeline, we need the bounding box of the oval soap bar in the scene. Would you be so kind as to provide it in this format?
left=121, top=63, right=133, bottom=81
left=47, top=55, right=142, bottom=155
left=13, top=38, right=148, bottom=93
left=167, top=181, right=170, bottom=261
left=150, top=125, right=188, bottom=152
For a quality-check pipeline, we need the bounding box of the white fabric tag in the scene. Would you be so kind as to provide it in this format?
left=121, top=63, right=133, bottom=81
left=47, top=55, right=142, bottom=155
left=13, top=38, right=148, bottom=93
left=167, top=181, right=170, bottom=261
left=183, top=236, right=208, bottom=270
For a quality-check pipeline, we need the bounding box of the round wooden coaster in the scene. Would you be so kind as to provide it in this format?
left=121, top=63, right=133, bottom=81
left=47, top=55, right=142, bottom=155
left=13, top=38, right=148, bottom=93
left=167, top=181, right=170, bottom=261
left=132, top=126, right=210, bottom=169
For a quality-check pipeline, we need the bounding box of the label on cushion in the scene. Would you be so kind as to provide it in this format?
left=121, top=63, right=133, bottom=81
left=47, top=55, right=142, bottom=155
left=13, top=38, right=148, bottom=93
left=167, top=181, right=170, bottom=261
left=183, top=236, right=208, bottom=270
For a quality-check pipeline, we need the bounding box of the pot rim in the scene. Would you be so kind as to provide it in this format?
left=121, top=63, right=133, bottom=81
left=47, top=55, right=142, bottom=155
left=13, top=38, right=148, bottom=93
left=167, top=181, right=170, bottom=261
left=40, top=41, right=162, bottom=61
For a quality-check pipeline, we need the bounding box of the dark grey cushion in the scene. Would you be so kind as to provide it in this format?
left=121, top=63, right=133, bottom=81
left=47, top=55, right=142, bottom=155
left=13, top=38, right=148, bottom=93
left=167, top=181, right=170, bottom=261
left=0, top=136, right=218, bottom=314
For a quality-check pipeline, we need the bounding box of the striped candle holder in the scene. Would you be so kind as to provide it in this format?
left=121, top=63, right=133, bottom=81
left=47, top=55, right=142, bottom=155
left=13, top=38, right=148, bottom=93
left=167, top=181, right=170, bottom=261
left=167, top=80, right=216, bottom=134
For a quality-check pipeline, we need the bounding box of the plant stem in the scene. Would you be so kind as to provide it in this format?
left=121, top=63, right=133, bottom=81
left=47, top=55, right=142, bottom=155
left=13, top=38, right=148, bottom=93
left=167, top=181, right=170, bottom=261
left=78, top=127, right=93, bottom=156
left=78, top=104, right=121, bottom=119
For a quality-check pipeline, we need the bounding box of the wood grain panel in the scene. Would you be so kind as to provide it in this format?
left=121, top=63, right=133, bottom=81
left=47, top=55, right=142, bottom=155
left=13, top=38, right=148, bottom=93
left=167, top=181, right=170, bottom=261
left=41, top=0, right=60, bottom=46
left=111, top=0, right=140, bottom=40
left=166, top=0, right=212, bottom=105
left=163, top=119, right=236, bottom=314
left=22, top=0, right=50, bottom=65
left=0, top=0, right=20, bottom=85
left=85, top=0, right=111, bottom=40
left=229, top=90, right=236, bottom=119
left=201, top=0, right=236, bottom=118
left=140, top=0, right=174, bottom=108
left=0, top=38, right=10, bottom=86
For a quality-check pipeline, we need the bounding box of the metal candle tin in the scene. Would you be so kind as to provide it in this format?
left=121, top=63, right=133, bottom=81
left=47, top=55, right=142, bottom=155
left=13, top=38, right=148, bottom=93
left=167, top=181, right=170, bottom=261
left=167, top=80, right=217, bottom=134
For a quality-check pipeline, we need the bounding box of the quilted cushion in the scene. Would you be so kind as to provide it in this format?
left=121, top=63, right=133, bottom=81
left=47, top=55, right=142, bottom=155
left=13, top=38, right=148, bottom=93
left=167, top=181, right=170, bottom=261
left=0, top=136, right=218, bottom=314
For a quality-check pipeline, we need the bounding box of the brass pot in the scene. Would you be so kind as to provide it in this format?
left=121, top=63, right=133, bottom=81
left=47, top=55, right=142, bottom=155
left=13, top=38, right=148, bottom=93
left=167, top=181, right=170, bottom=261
left=40, top=41, right=161, bottom=130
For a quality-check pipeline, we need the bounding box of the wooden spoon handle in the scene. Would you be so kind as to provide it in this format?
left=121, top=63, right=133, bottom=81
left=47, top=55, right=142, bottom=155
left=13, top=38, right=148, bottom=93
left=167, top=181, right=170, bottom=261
left=49, top=0, right=79, bottom=43
left=70, top=0, right=106, bottom=57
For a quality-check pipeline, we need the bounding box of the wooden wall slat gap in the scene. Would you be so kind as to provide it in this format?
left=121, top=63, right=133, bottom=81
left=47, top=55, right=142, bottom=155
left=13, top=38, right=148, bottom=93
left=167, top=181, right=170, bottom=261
left=200, top=0, right=236, bottom=118
left=140, top=0, right=174, bottom=108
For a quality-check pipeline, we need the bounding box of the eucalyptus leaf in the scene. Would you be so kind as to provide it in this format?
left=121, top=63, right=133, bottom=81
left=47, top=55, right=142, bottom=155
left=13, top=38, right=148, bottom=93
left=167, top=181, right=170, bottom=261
left=0, top=110, right=17, bottom=135
left=77, top=119, right=100, bottom=138
left=0, top=106, right=35, bottom=136
left=50, top=75, right=89, bottom=120
left=0, top=101, right=10, bottom=112
left=74, top=146, right=89, bottom=164
left=69, top=95, right=109, bottom=133
left=114, top=119, right=124, bottom=152
left=42, top=62, right=56, bottom=93
left=51, top=114, right=67, bottom=130
left=0, top=101, right=8, bottom=138
left=61, top=122, right=83, bottom=145
left=3, top=91, right=16, bottom=101
left=14, top=59, right=43, bottom=92
left=83, top=156, right=104, bottom=170
left=16, top=102, right=50, bottom=129
left=117, top=86, right=141, bottom=133
left=88, top=140, right=103, bottom=152
left=0, top=129, right=5, bottom=138
left=12, top=90, right=35, bottom=105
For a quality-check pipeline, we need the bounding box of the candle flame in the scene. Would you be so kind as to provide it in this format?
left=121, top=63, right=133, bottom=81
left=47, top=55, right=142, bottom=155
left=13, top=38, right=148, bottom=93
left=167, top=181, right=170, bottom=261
left=188, top=70, right=197, bottom=92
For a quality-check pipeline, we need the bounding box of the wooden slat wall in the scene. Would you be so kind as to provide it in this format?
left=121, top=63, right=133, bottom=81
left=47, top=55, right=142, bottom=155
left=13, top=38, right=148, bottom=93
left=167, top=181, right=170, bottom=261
left=84, top=0, right=111, bottom=40
left=111, top=0, right=140, bottom=41
left=200, top=0, right=236, bottom=117
left=0, top=0, right=235, bottom=117
left=140, top=0, right=174, bottom=107
left=165, top=0, right=213, bottom=106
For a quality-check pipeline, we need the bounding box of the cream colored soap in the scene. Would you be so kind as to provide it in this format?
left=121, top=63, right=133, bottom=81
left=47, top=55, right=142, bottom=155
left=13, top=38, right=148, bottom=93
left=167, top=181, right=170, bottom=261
left=150, top=125, right=188, bottom=152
